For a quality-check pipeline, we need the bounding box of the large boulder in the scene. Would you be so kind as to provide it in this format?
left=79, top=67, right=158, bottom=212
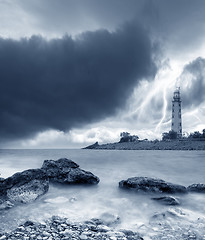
left=41, top=158, right=100, bottom=184
left=187, top=183, right=205, bottom=193
left=119, top=177, right=187, bottom=194
left=0, top=169, right=49, bottom=206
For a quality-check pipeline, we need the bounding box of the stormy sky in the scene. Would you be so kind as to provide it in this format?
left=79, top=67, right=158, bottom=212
left=0, top=0, right=205, bottom=148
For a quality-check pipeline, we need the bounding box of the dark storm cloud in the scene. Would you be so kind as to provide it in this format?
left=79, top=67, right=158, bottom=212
left=18, top=0, right=144, bottom=34
left=0, top=22, right=156, bottom=140
left=180, top=57, right=205, bottom=108
left=16, top=0, right=205, bottom=53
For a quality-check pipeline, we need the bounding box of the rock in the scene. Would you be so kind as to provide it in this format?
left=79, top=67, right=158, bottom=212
left=79, top=233, right=87, bottom=239
left=119, top=177, right=187, bottom=193
left=7, top=179, right=49, bottom=203
left=120, top=230, right=144, bottom=240
left=0, top=177, right=4, bottom=182
left=0, top=200, right=14, bottom=210
left=0, top=235, right=6, bottom=240
left=151, top=196, right=180, bottom=205
left=0, top=169, right=49, bottom=205
left=187, top=183, right=205, bottom=193
left=99, top=213, right=121, bottom=226
left=23, top=221, right=35, bottom=227
left=41, top=158, right=100, bottom=184
left=41, top=158, right=79, bottom=177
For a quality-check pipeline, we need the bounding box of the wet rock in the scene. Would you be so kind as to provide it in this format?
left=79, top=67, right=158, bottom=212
left=0, top=200, right=14, bottom=210
left=0, top=169, right=49, bottom=206
left=187, top=183, right=205, bottom=193
left=41, top=158, right=79, bottom=176
left=121, top=230, right=144, bottom=240
left=23, top=221, right=35, bottom=227
left=99, top=213, right=121, bottom=226
left=7, top=179, right=49, bottom=203
left=151, top=196, right=180, bottom=205
left=41, top=158, right=100, bottom=184
left=119, top=177, right=187, bottom=193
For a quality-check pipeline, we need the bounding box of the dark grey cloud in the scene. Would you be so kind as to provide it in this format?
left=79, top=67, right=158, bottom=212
left=18, top=0, right=144, bottom=34
left=16, top=0, right=205, bottom=53
left=0, top=22, right=156, bottom=141
left=180, top=57, right=205, bottom=108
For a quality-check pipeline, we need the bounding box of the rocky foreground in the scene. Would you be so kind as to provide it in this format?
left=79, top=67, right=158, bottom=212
left=1, top=158, right=205, bottom=239
left=84, top=140, right=205, bottom=150
left=0, top=216, right=143, bottom=240
left=1, top=209, right=205, bottom=240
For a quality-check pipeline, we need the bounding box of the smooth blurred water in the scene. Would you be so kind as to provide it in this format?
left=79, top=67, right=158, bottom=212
left=0, top=149, right=205, bottom=238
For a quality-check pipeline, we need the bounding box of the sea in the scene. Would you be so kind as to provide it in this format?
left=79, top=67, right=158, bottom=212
left=0, top=149, right=205, bottom=239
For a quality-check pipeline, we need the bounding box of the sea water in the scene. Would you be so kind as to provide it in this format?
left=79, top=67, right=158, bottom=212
left=0, top=149, right=205, bottom=239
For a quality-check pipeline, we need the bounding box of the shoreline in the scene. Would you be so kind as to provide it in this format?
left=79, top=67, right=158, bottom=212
left=84, top=140, right=205, bottom=150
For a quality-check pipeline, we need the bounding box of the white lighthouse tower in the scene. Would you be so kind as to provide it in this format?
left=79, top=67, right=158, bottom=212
left=171, top=87, right=182, bottom=137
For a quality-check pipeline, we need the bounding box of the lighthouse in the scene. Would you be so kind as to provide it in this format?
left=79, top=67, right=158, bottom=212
left=171, top=87, right=182, bottom=137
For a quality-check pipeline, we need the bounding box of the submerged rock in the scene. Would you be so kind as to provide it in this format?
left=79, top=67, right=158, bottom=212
left=119, top=177, right=187, bottom=193
left=41, top=158, right=100, bottom=184
left=151, top=196, right=180, bottom=205
left=0, top=169, right=49, bottom=206
left=187, top=183, right=205, bottom=193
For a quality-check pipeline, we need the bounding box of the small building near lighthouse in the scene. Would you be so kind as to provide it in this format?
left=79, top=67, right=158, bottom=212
left=171, top=87, right=182, bottom=137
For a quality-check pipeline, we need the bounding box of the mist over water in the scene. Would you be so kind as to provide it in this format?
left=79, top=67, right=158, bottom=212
left=0, top=149, right=205, bottom=238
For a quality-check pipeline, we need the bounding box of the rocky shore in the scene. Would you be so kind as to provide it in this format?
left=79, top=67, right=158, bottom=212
left=1, top=209, right=205, bottom=240
left=0, top=215, right=144, bottom=240
left=1, top=158, right=205, bottom=239
left=84, top=140, right=205, bottom=150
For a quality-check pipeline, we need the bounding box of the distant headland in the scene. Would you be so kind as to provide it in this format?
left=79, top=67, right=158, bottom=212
left=83, top=139, right=205, bottom=150
left=83, top=129, right=205, bottom=150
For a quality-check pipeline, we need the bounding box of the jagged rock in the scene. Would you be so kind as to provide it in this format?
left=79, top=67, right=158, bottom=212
left=151, top=196, right=180, bottom=205
left=0, top=177, right=4, bottom=182
left=119, top=177, right=187, bottom=193
left=187, top=183, right=205, bottom=193
left=41, top=158, right=79, bottom=177
left=0, top=169, right=49, bottom=206
left=41, top=158, right=100, bottom=184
